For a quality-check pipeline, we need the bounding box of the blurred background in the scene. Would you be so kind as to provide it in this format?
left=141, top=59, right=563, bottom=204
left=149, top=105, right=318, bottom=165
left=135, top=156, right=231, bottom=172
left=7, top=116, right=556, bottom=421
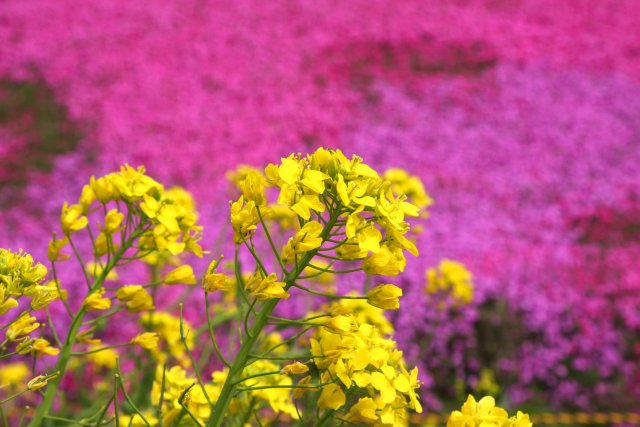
left=1, top=0, right=639, bottom=420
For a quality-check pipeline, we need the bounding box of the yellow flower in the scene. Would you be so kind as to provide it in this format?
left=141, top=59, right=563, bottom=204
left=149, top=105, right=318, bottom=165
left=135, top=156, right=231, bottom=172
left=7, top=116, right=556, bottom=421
left=15, top=337, right=35, bottom=354
left=317, top=383, right=346, bottom=410
left=240, top=360, right=299, bottom=419
left=335, top=237, right=368, bottom=260
left=447, top=395, right=531, bottom=427
left=141, top=312, right=193, bottom=366
left=87, top=345, right=118, bottom=369
left=77, top=327, right=101, bottom=345
left=277, top=155, right=302, bottom=185
left=60, top=202, right=89, bottom=234
left=0, top=362, right=29, bottom=388
left=346, top=212, right=383, bottom=254
left=6, top=313, right=40, bottom=341
left=83, top=288, right=111, bottom=311
left=281, top=221, right=324, bottom=263
left=227, top=166, right=268, bottom=205
left=27, top=375, right=51, bottom=390
left=363, top=244, right=406, bottom=276
left=31, top=338, right=60, bottom=356
left=230, top=196, right=260, bottom=243
left=322, top=315, right=355, bottom=335
left=280, top=362, right=309, bottom=375
left=25, top=282, right=66, bottom=310
left=371, top=371, right=396, bottom=404
left=0, top=248, right=48, bottom=310
left=511, top=412, right=533, bottom=427
left=108, top=164, right=164, bottom=202
left=367, top=284, right=402, bottom=310
left=426, top=259, right=474, bottom=304
left=0, top=294, right=18, bottom=316
left=203, top=273, right=233, bottom=293
left=163, top=265, right=196, bottom=285
left=131, top=332, right=160, bottom=350
left=119, top=413, right=160, bottom=427
left=400, top=367, right=422, bottom=413
left=47, top=237, right=70, bottom=262
left=345, top=397, right=379, bottom=423
left=290, top=194, right=325, bottom=220
left=116, top=285, right=154, bottom=312
left=384, top=168, right=433, bottom=216
left=476, top=368, right=501, bottom=396
left=103, top=209, right=124, bottom=234
left=89, top=175, right=116, bottom=203
left=78, top=184, right=96, bottom=213
left=245, top=272, right=289, bottom=301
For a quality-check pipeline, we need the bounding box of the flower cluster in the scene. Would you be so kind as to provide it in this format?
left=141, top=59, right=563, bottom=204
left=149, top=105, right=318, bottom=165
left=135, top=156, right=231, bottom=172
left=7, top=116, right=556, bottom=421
left=0, top=150, right=526, bottom=426
left=231, top=148, right=424, bottom=278
left=448, top=395, right=532, bottom=427
left=0, top=248, right=51, bottom=315
left=50, top=164, right=203, bottom=264
left=0, top=248, right=61, bottom=360
left=306, top=313, right=422, bottom=425
left=425, top=259, right=474, bottom=305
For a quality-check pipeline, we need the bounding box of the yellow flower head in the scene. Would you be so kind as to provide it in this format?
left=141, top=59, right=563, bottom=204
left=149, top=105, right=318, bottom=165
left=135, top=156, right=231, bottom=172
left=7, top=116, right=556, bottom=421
left=87, top=345, right=118, bottom=369
left=141, top=311, right=193, bottom=366
left=447, top=395, right=532, bottom=427
left=0, top=248, right=48, bottom=316
left=308, top=307, right=423, bottom=424
left=281, top=220, right=324, bottom=264
left=60, top=202, right=89, bottom=235
left=384, top=168, right=433, bottom=217
left=367, top=284, right=403, bottom=310
left=131, top=332, right=160, bottom=350
left=362, top=244, right=406, bottom=276
left=116, top=285, right=154, bottom=312
left=6, top=313, right=40, bottom=341
left=203, top=272, right=233, bottom=293
left=426, top=259, right=474, bottom=304
left=230, top=196, right=260, bottom=244
left=322, top=315, right=356, bottom=335
left=0, top=362, right=29, bottom=389
left=227, top=165, right=268, bottom=205
left=163, top=265, right=197, bottom=285
left=245, top=272, right=289, bottom=301
left=27, top=374, right=51, bottom=391
left=25, top=282, right=66, bottom=310
left=318, top=383, right=346, bottom=410
left=280, top=362, right=309, bottom=375
left=47, top=237, right=70, bottom=263
left=83, top=288, right=111, bottom=311
left=103, top=209, right=125, bottom=234
left=345, top=397, right=379, bottom=424
left=119, top=413, right=160, bottom=427
left=31, top=338, right=60, bottom=356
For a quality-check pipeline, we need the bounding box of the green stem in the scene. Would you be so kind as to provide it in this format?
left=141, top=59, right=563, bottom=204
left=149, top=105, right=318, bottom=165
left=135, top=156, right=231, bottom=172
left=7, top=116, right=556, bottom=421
left=205, top=209, right=341, bottom=427
left=26, top=304, right=88, bottom=426
left=206, top=298, right=279, bottom=426
left=28, top=230, right=142, bottom=426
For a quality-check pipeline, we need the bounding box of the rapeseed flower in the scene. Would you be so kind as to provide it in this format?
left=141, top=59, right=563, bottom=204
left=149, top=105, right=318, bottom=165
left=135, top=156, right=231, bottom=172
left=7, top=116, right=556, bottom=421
left=367, top=284, right=402, bottom=310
